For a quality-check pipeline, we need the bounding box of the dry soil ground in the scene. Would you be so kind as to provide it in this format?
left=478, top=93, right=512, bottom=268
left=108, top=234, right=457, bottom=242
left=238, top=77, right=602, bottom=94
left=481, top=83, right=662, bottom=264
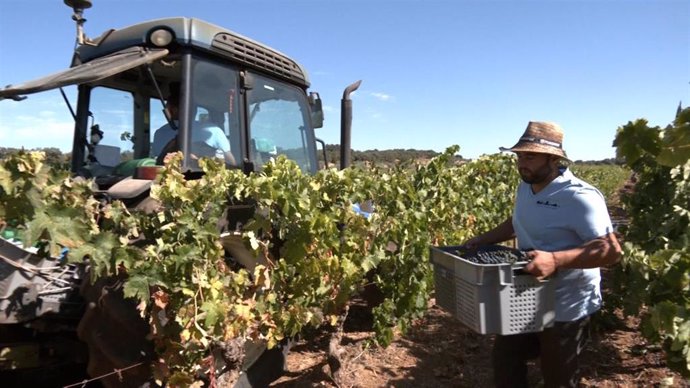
left=271, top=299, right=689, bottom=388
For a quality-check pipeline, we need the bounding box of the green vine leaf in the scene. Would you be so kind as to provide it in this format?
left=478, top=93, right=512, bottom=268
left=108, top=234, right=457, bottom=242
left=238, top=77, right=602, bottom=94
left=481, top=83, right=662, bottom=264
left=657, top=108, right=690, bottom=167
left=613, top=119, right=662, bottom=165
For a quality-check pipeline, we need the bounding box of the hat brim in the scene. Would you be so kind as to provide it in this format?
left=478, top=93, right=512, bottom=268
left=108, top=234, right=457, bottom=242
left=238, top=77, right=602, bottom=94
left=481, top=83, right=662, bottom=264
left=499, top=142, right=570, bottom=161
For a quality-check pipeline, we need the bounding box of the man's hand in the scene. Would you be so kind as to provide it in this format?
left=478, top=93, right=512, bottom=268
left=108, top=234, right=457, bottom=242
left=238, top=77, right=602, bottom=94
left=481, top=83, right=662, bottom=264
left=524, top=250, right=558, bottom=279
left=462, top=236, right=484, bottom=250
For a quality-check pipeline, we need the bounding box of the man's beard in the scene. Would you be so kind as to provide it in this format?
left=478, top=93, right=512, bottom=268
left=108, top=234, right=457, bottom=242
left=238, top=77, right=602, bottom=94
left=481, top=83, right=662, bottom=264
left=519, top=162, right=554, bottom=185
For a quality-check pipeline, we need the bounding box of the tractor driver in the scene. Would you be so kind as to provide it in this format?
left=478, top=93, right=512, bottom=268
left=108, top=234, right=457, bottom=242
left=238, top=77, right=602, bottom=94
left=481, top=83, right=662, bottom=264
left=151, top=85, right=236, bottom=166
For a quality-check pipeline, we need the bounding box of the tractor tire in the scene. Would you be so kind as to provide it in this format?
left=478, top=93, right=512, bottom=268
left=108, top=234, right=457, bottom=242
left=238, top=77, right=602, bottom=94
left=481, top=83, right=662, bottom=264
left=77, top=274, right=290, bottom=387
left=77, top=275, right=154, bottom=388
left=233, top=342, right=291, bottom=388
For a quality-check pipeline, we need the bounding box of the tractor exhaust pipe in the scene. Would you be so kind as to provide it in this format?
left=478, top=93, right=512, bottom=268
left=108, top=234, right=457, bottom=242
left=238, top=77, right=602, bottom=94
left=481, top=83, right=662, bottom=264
left=340, top=80, right=361, bottom=169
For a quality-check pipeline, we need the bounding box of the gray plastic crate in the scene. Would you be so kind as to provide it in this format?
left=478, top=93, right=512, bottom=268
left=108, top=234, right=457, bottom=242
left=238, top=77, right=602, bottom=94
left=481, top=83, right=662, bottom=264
left=430, top=245, right=555, bottom=335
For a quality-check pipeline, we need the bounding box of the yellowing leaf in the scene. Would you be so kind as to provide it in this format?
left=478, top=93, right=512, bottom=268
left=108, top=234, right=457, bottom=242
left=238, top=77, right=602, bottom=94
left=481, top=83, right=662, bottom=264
left=254, top=265, right=271, bottom=290
left=235, top=304, right=252, bottom=320
left=181, top=288, right=196, bottom=297
left=180, top=329, right=191, bottom=342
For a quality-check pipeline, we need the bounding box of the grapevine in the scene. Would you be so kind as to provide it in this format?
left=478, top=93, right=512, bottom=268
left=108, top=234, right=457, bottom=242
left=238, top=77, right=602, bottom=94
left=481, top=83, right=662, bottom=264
left=0, top=144, right=635, bottom=382
left=612, top=107, right=690, bottom=374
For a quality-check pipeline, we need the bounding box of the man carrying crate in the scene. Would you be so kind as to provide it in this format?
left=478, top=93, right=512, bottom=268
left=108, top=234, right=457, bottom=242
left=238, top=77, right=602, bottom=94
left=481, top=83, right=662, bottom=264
left=464, top=121, right=622, bottom=388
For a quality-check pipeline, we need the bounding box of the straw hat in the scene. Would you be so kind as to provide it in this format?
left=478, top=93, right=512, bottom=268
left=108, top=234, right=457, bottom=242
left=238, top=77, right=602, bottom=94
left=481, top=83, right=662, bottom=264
left=499, top=121, right=569, bottom=160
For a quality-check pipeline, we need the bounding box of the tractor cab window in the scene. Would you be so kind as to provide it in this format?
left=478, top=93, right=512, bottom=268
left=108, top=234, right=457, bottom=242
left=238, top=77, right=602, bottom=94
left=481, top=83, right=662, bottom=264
left=247, top=74, right=314, bottom=172
left=187, top=59, right=241, bottom=169
left=83, top=86, right=135, bottom=175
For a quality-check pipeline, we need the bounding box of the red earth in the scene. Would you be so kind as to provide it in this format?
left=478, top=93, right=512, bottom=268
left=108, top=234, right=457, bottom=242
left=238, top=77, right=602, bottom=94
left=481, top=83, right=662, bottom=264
left=272, top=299, right=689, bottom=388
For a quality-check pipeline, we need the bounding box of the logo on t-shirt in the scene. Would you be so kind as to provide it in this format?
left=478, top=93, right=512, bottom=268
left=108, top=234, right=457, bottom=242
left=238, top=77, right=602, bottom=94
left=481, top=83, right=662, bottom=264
left=536, top=200, right=559, bottom=208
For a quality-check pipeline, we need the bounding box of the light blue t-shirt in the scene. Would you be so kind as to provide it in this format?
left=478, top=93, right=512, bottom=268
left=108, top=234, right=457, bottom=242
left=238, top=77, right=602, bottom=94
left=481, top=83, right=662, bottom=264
left=151, top=121, right=231, bottom=159
left=151, top=121, right=177, bottom=157
left=191, top=123, right=231, bottom=158
left=513, top=168, right=614, bottom=322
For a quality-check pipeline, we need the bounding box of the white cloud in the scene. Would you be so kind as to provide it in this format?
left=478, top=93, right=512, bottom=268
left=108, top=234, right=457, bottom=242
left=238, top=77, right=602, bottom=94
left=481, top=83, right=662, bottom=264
left=100, top=108, right=132, bottom=115
left=370, top=92, right=393, bottom=102
left=38, top=110, right=57, bottom=118
left=364, top=107, right=387, bottom=123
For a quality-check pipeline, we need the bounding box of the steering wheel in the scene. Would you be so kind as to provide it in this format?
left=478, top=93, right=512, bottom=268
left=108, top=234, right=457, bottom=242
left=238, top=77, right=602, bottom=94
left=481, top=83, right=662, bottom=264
left=156, top=137, right=179, bottom=165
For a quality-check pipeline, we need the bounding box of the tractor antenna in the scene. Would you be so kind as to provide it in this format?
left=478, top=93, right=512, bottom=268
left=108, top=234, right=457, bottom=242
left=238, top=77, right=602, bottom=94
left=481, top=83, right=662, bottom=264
left=64, top=0, right=93, bottom=47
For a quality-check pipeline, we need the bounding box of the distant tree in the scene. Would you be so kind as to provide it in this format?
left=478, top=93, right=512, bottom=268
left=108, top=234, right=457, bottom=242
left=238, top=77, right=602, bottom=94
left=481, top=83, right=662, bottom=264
left=317, top=145, right=464, bottom=168
left=0, top=147, right=16, bottom=159
left=573, top=158, right=625, bottom=166
left=121, top=150, right=134, bottom=162
left=40, top=147, right=69, bottom=169
left=0, top=147, right=69, bottom=170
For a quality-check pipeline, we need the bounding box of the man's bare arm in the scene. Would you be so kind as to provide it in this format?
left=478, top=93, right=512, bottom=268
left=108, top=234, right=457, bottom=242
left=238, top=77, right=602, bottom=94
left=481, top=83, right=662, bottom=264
left=224, top=151, right=237, bottom=166
left=525, top=233, right=622, bottom=278
left=464, top=217, right=515, bottom=248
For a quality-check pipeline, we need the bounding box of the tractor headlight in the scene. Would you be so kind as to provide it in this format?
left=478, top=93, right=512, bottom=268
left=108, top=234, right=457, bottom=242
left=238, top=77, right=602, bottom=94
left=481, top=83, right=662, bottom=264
left=149, top=28, right=174, bottom=47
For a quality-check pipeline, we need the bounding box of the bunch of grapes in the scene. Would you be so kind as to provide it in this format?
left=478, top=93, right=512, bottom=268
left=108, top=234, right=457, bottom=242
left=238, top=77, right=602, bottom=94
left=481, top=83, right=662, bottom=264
left=456, top=245, right=528, bottom=265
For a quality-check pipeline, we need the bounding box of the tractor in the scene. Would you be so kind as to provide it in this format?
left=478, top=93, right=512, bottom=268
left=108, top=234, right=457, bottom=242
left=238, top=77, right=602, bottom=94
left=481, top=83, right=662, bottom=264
left=0, top=0, right=360, bottom=386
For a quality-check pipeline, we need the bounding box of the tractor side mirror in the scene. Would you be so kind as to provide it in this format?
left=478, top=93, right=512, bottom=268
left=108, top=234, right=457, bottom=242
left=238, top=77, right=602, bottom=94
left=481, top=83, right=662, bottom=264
left=309, top=92, right=324, bottom=129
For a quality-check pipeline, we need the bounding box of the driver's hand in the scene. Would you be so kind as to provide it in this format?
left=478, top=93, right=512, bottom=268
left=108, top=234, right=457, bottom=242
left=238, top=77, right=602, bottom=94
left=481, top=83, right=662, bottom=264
left=224, top=151, right=236, bottom=166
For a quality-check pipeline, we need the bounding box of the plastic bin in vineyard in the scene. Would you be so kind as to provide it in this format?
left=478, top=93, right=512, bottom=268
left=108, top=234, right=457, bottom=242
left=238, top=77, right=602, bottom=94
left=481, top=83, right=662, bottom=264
left=430, top=245, right=555, bottom=335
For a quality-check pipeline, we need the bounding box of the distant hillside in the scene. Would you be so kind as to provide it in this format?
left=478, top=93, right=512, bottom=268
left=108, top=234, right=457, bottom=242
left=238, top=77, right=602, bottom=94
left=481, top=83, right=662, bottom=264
left=1, top=145, right=622, bottom=170
left=319, top=144, right=464, bottom=167
left=320, top=144, right=625, bottom=168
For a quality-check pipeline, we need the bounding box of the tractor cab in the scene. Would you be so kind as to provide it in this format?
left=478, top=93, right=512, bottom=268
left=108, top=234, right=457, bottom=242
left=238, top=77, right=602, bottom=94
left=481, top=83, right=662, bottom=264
left=0, top=17, right=344, bottom=187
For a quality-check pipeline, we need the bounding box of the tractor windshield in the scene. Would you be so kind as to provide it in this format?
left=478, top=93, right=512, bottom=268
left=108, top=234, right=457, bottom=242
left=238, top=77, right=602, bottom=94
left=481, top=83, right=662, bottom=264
left=246, top=73, right=316, bottom=172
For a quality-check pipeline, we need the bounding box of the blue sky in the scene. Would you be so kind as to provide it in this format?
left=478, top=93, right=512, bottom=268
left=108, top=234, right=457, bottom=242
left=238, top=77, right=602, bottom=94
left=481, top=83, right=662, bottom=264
left=0, top=0, right=688, bottom=161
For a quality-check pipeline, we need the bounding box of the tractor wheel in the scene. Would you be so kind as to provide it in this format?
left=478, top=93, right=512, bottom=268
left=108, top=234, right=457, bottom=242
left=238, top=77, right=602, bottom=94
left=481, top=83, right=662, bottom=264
left=77, top=274, right=289, bottom=387
left=77, top=275, right=154, bottom=388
